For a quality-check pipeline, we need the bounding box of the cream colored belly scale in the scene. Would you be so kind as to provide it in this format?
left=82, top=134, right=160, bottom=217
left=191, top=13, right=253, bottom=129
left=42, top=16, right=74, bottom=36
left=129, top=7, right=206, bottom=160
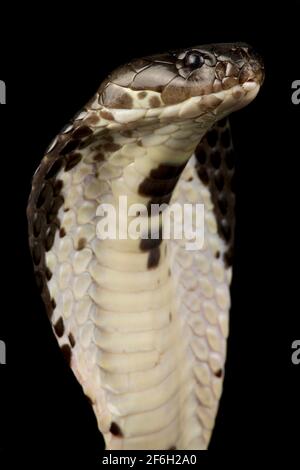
left=44, top=121, right=230, bottom=450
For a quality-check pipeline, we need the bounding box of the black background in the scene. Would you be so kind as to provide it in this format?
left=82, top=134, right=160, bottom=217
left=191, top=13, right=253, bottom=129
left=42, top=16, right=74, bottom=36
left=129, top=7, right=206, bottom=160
left=0, top=5, right=299, bottom=464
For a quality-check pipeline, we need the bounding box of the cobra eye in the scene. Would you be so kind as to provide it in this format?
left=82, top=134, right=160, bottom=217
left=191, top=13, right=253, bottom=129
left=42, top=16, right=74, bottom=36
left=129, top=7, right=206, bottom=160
left=185, top=52, right=205, bottom=69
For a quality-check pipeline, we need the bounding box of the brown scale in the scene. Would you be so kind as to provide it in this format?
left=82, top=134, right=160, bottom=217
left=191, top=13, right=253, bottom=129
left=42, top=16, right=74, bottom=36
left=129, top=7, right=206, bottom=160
left=54, top=317, right=65, bottom=337
left=65, top=152, right=82, bottom=171
left=77, top=238, right=87, bottom=251
left=68, top=333, right=76, bottom=348
left=142, top=162, right=188, bottom=218
left=147, top=247, right=161, bottom=269
left=138, top=162, right=189, bottom=269
left=139, top=225, right=163, bottom=269
left=194, top=118, right=235, bottom=267
left=137, top=91, right=147, bottom=99
left=109, top=422, right=123, bottom=438
left=138, top=174, right=180, bottom=198
left=139, top=164, right=187, bottom=200
left=61, top=344, right=71, bottom=366
left=59, top=227, right=66, bottom=238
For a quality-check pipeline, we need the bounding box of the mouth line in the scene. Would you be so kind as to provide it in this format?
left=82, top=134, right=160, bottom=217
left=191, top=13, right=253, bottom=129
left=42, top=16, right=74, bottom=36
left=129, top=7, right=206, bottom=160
left=241, top=79, right=261, bottom=91
left=98, top=79, right=262, bottom=125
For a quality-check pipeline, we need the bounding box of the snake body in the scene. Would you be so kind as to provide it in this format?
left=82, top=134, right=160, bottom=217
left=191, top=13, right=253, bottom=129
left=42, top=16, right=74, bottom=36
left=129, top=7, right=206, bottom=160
left=27, top=43, right=264, bottom=450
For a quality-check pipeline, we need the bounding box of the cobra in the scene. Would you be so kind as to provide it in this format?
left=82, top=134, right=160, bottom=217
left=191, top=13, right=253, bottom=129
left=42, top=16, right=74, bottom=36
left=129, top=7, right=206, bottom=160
left=27, top=43, right=264, bottom=450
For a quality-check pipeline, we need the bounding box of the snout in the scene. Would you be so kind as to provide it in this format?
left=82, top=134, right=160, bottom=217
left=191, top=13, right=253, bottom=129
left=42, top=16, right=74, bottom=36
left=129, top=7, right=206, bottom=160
left=213, top=43, right=265, bottom=87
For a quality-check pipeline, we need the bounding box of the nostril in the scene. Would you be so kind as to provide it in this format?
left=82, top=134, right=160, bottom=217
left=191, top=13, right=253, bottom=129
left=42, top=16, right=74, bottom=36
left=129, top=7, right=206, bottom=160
left=215, top=62, right=226, bottom=81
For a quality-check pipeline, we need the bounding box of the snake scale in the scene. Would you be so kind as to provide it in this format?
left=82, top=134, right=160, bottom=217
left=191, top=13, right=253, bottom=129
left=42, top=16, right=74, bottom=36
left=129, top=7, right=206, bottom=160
left=27, top=43, right=264, bottom=450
